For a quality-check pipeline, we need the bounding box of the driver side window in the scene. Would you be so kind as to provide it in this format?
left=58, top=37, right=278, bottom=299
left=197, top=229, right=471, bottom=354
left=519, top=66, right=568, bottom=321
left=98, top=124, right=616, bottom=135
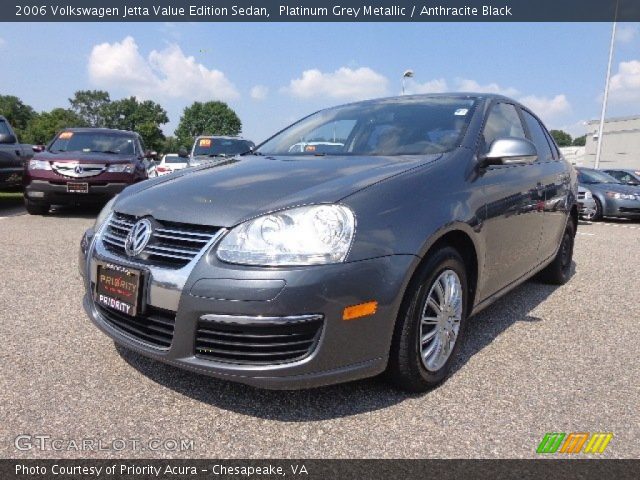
left=481, top=103, right=526, bottom=154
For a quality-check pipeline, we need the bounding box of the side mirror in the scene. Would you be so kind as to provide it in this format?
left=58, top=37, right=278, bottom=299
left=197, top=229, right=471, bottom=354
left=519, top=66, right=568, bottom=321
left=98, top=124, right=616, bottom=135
left=0, top=133, right=17, bottom=144
left=480, top=137, right=538, bottom=167
left=178, top=147, right=189, bottom=158
left=32, top=145, right=46, bottom=153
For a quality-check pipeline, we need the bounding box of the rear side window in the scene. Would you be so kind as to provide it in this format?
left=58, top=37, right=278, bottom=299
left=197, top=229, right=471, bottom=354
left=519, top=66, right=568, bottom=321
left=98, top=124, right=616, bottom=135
left=608, top=171, right=639, bottom=185
left=481, top=103, right=526, bottom=153
left=543, top=128, right=560, bottom=160
left=0, top=120, right=10, bottom=136
left=521, top=110, right=553, bottom=162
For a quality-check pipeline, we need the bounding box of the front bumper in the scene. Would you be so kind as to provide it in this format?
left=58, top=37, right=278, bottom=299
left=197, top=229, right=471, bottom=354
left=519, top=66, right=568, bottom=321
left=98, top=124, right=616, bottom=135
left=604, top=198, right=640, bottom=218
left=25, top=179, right=128, bottom=205
left=80, top=227, right=417, bottom=389
left=578, top=197, right=596, bottom=217
left=0, top=168, right=23, bottom=188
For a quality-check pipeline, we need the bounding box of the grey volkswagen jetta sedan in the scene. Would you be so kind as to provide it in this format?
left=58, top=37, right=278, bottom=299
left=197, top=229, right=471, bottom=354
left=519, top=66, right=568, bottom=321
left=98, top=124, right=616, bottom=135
left=80, top=94, right=578, bottom=392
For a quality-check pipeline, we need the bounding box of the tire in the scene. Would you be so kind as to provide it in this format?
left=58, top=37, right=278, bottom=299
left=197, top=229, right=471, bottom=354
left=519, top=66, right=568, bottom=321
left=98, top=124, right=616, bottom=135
left=25, top=199, right=49, bottom=215
left=386, top=247, right=469, bottom=392
left=588, top=197, right=603, bottom=221
left=538, top=219, right=575, bottom=285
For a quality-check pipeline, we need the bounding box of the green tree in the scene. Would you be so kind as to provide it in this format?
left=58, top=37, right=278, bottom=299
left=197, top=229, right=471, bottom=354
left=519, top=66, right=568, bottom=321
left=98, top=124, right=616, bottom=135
left=160, top=136, right=181, bottom=154
left=102, top=97, right=169, bottom=151
left=175, top=101, right=242, bottom=148
left=23, top=108, right=87, bottom=144
left=69, top=90, right=111, bottom=127
left=0, top=95, right=36, bottom=140
left=550, top=129, right=572, bottom=147
left=572, top=135, right=586, bottom=147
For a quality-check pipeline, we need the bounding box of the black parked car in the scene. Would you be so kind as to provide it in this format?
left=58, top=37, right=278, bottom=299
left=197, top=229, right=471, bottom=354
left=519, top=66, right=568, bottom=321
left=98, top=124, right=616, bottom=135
left=80, top=94, right=578, bottom=392
left=577, top=168, right=640, bottom=221
left=0, top=115, right=34, bottom=190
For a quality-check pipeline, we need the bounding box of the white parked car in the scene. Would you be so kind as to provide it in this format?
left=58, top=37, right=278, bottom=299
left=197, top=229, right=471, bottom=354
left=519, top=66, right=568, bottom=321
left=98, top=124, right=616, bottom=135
left=156, top=154, right=188, bottom=176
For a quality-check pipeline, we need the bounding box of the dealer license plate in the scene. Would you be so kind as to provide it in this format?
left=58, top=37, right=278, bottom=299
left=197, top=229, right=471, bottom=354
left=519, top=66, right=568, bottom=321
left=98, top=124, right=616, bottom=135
left=95, top=263, right=142, bottom=317
left=67, top=182, right=89, bottom=193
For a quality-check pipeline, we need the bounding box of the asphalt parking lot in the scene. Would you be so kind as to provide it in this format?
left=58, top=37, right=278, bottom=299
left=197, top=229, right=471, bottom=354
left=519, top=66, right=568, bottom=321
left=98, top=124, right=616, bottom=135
left=1, top=195, right=638, bottom=459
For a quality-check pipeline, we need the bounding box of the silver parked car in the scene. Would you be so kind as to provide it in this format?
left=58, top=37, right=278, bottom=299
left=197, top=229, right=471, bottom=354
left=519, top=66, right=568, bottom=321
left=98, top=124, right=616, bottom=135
left=577, top=186, right=596, bottom=220
left=577, top=168, right=640, bottom=221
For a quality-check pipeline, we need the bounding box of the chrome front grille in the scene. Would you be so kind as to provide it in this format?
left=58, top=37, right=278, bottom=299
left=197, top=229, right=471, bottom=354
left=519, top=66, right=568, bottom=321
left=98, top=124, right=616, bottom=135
left=52, top=162, right=106, bottom=178
left=102, top=212, right=221, bottom=268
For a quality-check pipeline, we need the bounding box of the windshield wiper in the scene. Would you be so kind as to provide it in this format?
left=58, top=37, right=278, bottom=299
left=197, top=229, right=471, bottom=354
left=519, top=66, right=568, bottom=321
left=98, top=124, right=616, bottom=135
left=86, top=149, right=120, bottom=154
left=241, top=149, right=261, bottom=156
left=208, top=153, right=227, bottom=158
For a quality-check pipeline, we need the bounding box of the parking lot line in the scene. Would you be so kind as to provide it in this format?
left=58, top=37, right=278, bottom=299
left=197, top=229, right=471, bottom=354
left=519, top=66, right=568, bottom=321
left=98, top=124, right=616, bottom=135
left=596, top=222, right=640, bottom=230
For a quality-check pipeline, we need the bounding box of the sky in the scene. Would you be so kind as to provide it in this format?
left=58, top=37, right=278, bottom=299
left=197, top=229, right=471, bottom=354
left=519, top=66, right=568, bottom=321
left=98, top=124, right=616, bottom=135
left=1, top=22, right=639, bottom=143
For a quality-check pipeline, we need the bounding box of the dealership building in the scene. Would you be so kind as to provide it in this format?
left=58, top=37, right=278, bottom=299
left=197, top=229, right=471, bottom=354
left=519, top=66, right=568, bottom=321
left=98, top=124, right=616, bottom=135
left=580, top=115, right=640, bottom=169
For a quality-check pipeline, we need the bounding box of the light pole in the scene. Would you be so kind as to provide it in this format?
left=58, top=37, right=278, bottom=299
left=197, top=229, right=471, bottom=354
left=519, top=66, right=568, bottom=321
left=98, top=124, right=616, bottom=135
left=401, top=69, right=414, bottom=95
left=594, top=2, right=618, bottom=169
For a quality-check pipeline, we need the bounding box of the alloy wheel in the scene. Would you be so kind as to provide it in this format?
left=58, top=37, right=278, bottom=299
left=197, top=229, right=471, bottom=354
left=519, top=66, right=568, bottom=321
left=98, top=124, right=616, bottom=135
left=419, top=269, right=463, bottom=372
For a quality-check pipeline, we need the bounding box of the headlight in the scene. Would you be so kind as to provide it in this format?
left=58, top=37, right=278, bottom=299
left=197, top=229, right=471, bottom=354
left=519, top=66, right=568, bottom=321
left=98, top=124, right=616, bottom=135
left=606, top=191, right=635, bottom=200
left=94, top=196, right=118, bottom=229
left=217, top=204, right=355, bottom=266
left=584, top=190, right=592, bottom=199
left=28, top=159, right=51, bottom=170
left=106, top=163, right=135, bottom=173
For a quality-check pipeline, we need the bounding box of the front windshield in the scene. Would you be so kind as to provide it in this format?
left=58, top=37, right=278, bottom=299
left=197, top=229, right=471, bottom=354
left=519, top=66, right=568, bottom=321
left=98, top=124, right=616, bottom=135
left=578, top=169, right=621, bottom=184
left=193, top=138, right=253, bottom=157
left=257, top=97, right=477, bottom=156
left=50, top=131, right=136, bottom=154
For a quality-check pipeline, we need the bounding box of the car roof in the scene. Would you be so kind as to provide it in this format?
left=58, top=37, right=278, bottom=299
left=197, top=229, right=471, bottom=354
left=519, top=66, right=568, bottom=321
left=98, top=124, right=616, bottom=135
left=314, top=93, right=532, bottom=118
left=61, top=127, right=138, bottom=136
left=331, top=92, right=516, bottom=107
left=195, top=135, right=251, bottom=140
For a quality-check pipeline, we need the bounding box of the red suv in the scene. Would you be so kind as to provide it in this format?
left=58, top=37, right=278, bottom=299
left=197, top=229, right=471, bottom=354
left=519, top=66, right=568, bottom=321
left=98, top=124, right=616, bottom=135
left=24, top=128, right=155, bottom=215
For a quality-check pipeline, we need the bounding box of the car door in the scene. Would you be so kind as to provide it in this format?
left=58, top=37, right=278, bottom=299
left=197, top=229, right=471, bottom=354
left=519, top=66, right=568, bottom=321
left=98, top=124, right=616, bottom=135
left=520, top=109, right=571, bottom=263
left=476, top=102, right=546, bottom=299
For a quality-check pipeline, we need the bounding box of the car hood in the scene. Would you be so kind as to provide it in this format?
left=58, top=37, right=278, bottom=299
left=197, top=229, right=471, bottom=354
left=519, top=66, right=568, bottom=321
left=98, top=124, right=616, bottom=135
left=33, top=151, right=137, bottom=164
left=581, top=182, right=639, bottom=194
left=115, top=153, right=441, bottom=227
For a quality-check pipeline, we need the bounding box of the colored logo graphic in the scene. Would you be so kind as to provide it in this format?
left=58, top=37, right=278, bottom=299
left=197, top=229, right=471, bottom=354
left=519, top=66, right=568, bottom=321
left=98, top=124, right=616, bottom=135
left=537, top=433, right=613, bottom=454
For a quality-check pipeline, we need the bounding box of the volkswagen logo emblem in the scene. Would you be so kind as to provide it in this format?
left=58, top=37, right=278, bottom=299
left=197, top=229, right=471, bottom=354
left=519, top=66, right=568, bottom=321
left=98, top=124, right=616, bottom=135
left=74, top=165, right=84, bottom=175
left=124, top=218, right=153, bottom=257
